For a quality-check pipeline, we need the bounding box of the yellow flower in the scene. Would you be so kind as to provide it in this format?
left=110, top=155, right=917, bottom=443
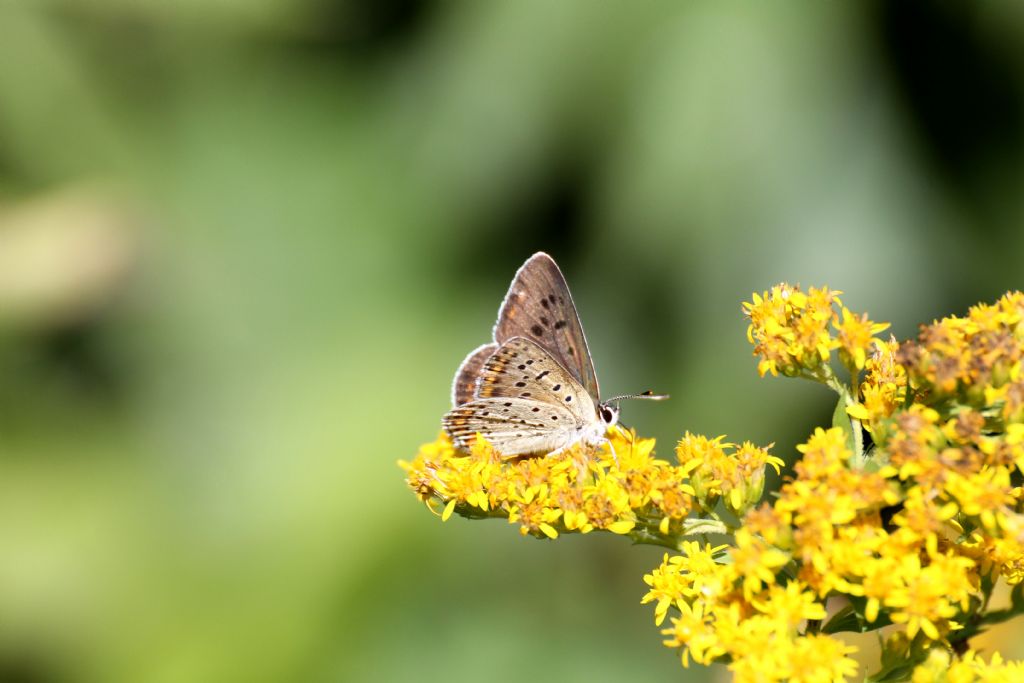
left=854, top=336, right=908, bottom=425
left=749, top=581, right=827, bottom=629
left=581, top=477, right=635, bottom=534
left=641, top=542, right=734, bottom=626
left=719, top=614, right=789, bottom=682
left=405, top=428, right=712, bottom=542
left=883, top=551, right=975, bottom=641
left=976, top=513, right=1024, bottom=584
left=725, top=441, right=784, bottom=516
left=676, top=432, right=730, bottom=509
left=835, top=306, right=890, bottom=370
left=743, top=503, right=792, bottom=548
left=898, top=290, right=1024, bottom=401
left=727, top=529, right=790, bottom=601
left=743, top=284, right=842, bottom=377
left=944, top=466, right=1015, bottom=532
left=676, top=432, right=777, bottom=515
left=660, top=599, right=725, bottom=667
left=784, top=634, right=859, bottom=683
left=914, top=649, right=1024, bottom=682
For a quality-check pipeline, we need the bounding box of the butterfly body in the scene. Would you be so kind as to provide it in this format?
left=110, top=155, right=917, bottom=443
left=443, top=253, right=637, bottom=458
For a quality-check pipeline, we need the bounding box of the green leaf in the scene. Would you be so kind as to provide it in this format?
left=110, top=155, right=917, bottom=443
left=821, top=597, right=892, bottom=634
left=866, top=664, right=916, bottom=683
left=865, top=634, right=930, bottom=683
left=821, top=604, right=859, bottom=634
left=680, top=518, right=728, bottom=537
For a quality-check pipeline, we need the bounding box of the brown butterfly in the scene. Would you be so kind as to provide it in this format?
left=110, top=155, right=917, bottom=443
left=443, top=252, right=666, bottom=457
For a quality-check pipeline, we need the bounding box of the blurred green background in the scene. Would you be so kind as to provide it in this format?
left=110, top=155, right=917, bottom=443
left=1, top=1, right=1023, bottom=681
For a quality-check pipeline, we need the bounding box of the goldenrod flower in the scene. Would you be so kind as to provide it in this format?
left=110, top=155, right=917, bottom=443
left=731, top=528, right=790, bottom=599
left=850, top=336, right=908, bottom=426
left=660, top=599, right=724, bottom=667
left=727, top=441, right=784, bottom=516
left=404, top=427, right=734, bottom=543
left=676, top=432, right=780, bottom=515
left=783, top=635, right=859, bottom=683
left=913, top=649, right=1024, bottom=682
left=641, top=543, right=733, bottom=625
left=743, top=284, right=842, bottom=377
left=835, top=306, right=890, bottom=371
left=883, top=551, right=975, bottom=640
left=749, top=581, right=826, bottom=629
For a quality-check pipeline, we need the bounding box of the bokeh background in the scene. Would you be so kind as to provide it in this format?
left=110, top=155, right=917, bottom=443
left=1, top=1, right=1023, bottom=681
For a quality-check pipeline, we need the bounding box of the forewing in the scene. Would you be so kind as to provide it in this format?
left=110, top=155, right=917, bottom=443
left=475, top=337, right=597, bottom=423
left=451, top=342, right=498, bottom=407
left=493, top=253, right=599, bottom=399
left=443, top=397, right=580, bottom=457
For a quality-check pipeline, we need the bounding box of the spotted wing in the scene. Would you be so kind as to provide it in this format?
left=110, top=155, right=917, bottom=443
left=451, top=342, right=498, bottom=407
left=475, top=337, right=597, bottom=423
left=443, top=397, right=580, bottom=456
left=493, top=252, right=599, bottom=400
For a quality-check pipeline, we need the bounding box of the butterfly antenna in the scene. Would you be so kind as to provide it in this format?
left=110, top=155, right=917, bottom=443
left=605, top=390, right=670, bottom=403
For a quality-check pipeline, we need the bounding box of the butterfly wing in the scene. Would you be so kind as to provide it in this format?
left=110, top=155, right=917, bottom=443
left=443, top=397, right=580, bottom=456
left=451, top=342, right=498, bottom=407
left=493, top=252, right=600, bottom=400
left=475, top=337, right=597, bottom=421
left=443, top=338, right=601, bottom=457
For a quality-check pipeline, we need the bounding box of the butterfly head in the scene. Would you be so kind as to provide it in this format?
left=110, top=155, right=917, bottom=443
left=599, top=391, right=669, bottom=429
left=598, top=402, right=620, bottom=427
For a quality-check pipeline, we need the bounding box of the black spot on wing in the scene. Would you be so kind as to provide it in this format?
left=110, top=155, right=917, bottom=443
left=531, top=324, right=544, bottom=336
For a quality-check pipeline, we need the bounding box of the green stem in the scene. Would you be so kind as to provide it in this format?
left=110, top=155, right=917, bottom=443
left=819, top=364, right=865, bottom=460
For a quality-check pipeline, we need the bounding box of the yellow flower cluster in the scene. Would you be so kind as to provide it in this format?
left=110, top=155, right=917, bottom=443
left=402, top=427, right=708, bottom=540
left=643, top=541, right=860, bottom=682
left=640, top=288, right=1024, bottom=679
left=897, top=291, right=1024, bottom=422
left=774, top=426, right=975, bottom=639
left=743, top=284, right=889, bottom=378
left=912, top=648, right=1024, bottom=682
left=848, top=335, right=908, bottom=424
left=677, top=433, right=783, bottom=516
left=868, top=292, right=1024, bottom=589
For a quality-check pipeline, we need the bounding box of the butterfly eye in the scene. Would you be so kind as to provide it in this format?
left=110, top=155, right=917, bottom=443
left=600, top=406, right=616, bottom=424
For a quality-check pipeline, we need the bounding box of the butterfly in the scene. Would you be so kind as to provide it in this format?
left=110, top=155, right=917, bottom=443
left=443, top=252, right=666, bottom=457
